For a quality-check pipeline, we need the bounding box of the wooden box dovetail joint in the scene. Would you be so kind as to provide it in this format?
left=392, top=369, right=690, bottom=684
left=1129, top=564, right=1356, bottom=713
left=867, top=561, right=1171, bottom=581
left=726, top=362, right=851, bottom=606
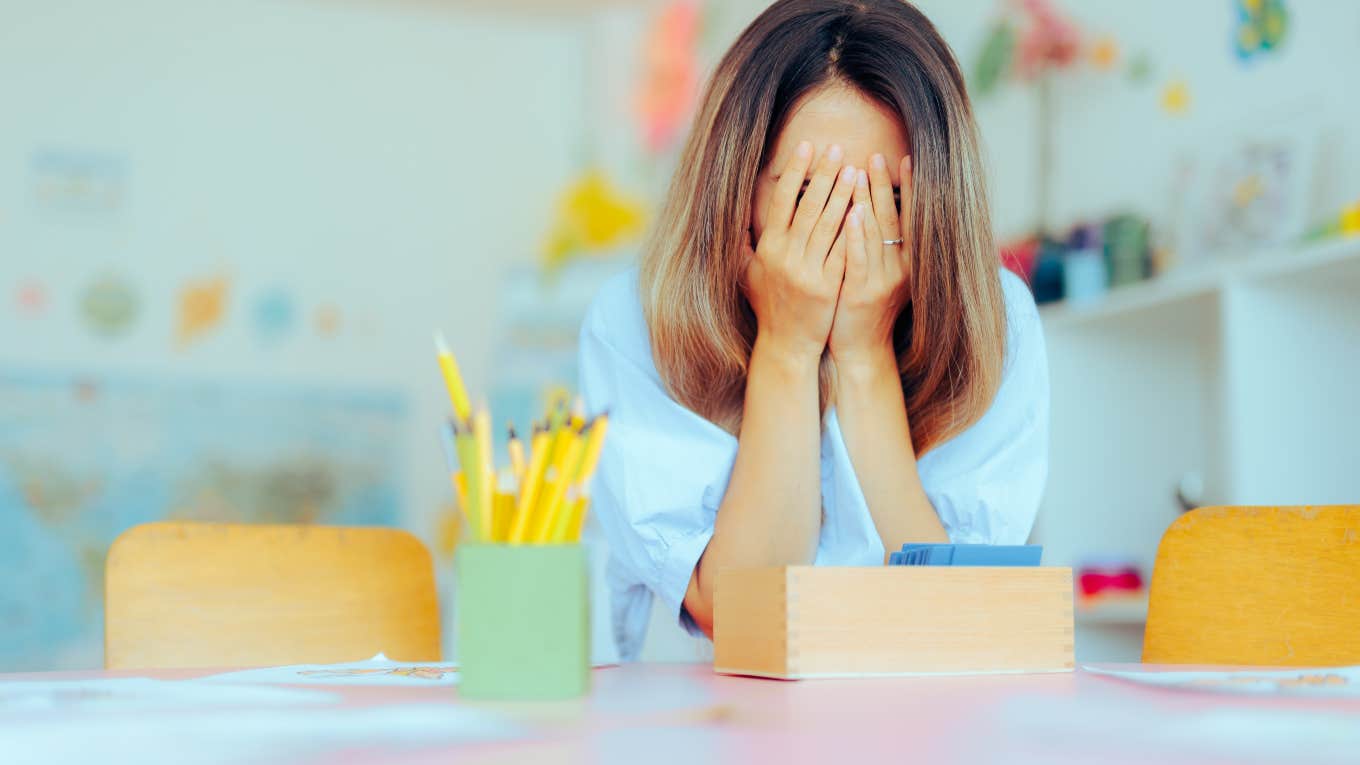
left=713, top=566, right=1075, bottom=679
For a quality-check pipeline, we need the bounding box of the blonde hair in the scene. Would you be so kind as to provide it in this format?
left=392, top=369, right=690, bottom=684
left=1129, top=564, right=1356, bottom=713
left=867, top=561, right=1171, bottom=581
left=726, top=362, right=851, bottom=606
left=639, top=0, right=1006, bottom=455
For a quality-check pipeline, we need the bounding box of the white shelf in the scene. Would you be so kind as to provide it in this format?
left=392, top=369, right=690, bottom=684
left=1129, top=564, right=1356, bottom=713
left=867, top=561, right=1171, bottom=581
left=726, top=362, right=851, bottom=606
left=1075, top=596, right=1149, bottom=626
left=1032, top=236, right=1360, bottom=662
left=1039, top=237, right=1360, bottom=330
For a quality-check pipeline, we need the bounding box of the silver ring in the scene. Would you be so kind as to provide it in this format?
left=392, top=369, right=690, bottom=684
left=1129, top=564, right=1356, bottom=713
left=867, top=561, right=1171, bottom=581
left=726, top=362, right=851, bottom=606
left=882, top=238, right=904, bottom=246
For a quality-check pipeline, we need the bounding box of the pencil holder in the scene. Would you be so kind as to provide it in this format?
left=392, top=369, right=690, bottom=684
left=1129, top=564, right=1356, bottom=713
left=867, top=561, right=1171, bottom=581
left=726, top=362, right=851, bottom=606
left=456, top=543, right=590, bottom=700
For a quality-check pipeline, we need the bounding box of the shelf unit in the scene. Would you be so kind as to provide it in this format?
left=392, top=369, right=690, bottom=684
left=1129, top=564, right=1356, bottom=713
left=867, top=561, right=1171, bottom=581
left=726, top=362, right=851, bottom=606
left=1031, top=237, right=1360, bottom=662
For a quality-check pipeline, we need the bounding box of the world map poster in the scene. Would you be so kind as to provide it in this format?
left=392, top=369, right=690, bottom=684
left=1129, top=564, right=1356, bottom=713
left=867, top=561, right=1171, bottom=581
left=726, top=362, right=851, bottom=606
left=0, top=371, right=406, bottom=671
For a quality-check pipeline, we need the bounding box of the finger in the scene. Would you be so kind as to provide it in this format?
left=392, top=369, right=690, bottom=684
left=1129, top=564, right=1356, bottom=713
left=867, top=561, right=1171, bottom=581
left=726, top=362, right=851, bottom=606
left=846, top=203, right=868, bottom=284
left=897, top=154, right=914, bottom=258
left=765, top=141, right=814, bottom=234
left=789, top=144, right=844, bottom=243
left=824, top=226, right=847, bottom=283
left=869, top=153, right=900, bottom=243
left=805, top=164, right=857, bottom=264
left=852, top=170, right=885, bottom=283
left=740, top=231, right=758, bottom=288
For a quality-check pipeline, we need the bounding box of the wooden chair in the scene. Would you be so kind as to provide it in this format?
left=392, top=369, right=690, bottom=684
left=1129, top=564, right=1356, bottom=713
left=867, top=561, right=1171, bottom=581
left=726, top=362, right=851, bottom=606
left=105, top=522, right=441, bottom=669
left=1143, top=505, right=1360, bottom=666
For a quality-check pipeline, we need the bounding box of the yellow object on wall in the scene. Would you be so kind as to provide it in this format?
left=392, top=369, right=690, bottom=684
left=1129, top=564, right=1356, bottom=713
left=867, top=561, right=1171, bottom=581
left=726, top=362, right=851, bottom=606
left=542, top=170, right=646, bottom=271
left=176, top=275, right=230, bottom=348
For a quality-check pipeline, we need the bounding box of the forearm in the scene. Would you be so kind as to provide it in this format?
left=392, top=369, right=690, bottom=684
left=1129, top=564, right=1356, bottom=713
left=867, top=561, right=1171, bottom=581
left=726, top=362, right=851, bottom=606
left=683, top=336, right=823, bottom=635
left=834, top=347, right=948, bottom=557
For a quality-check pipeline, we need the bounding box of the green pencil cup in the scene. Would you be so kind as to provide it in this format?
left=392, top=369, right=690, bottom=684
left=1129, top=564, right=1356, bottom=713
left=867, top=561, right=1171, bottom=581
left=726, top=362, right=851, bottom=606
left=455, top=543, right=590, bottom=700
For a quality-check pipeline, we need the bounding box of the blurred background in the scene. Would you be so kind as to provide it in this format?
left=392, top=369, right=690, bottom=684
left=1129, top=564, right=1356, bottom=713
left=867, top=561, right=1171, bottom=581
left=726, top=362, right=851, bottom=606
left=2, top=0, right=1358, bottom=671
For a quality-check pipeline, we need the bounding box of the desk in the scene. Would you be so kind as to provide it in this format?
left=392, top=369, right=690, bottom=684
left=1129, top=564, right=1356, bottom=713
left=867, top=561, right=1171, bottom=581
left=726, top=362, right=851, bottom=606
left=3, top=663, right=1358, bottom=764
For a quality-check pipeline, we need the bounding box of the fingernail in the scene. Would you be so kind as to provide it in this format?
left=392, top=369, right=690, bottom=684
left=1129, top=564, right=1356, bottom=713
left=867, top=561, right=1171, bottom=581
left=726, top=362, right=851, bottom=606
left=828, top=144, right=843, bottom=162
left=840, top=166, right=856, bottom=182
left=847, top=208, right=859, bottom=224
left=856, top=169, right=868, bottom=187
left=872, top=154, right=886, bottom=170
left=855, top=202, right=866, bottom=217
left=796, top=141, right=811, bottom=158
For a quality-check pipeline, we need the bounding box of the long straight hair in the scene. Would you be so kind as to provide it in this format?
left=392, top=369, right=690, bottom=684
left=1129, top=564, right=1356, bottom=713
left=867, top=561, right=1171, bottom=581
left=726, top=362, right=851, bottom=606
left=639, top=0, right=1006, bottom=454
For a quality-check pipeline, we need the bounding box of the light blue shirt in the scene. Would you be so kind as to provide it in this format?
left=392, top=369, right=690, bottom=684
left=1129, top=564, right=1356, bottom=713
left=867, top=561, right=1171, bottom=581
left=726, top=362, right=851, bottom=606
left=578, top=267, right=1049, bottom=661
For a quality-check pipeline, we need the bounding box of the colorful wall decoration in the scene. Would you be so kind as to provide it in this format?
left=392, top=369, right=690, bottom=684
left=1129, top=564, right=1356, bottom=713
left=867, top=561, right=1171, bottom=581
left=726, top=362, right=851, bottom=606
left=1235, top=0, right=1288, bottom=61
left=79, top=274, right=140, bottom=339
left=634, top=0, right=702, bottom=156
left=175, top=275, right=230, bottom=349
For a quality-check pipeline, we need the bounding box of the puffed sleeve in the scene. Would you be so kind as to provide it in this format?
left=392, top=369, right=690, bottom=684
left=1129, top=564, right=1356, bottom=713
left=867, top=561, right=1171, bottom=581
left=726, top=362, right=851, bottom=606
left=577, top=270, right=737, bottom=642
left=916, top=269, right=1050, bottom=545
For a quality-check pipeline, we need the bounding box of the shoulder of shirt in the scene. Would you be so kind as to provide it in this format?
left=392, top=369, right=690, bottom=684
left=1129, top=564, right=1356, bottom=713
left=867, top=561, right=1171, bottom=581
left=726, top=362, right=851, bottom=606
left=998, top=266, right=1043, bottom=376
left=581, top=266, right=653, bottom=364
left=999, top=266, right=1040, bottom=338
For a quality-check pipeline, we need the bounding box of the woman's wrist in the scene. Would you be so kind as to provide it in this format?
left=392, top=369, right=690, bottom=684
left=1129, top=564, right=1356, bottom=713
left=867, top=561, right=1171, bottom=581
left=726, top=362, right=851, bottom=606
left=831, top=341, right=898, bottom=387
left=752, top=332, right=825, bottom=378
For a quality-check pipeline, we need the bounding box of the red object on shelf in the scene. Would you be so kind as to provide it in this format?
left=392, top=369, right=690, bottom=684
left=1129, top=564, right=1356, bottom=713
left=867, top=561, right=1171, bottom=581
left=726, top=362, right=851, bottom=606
left=1077, top=567, right=1144, bottom=598
left=1000, top=235, right=1041, bottom=285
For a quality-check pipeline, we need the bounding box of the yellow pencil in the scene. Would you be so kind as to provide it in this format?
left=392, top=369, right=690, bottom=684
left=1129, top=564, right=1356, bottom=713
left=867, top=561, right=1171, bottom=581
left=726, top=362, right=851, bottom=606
left=508, top=425, right=550, bottom=543
left=434, top=332, right=472, bottom=422
left=573, top=415, right=609, bottom=487
left=438, top=419, right=470, bottom=514
left=493, top=489, right=516, bottom=543
left=569, top=395, right=586, bottom=432
left=548, top=490, right=585, bottom=543
left=452, top=472, right=468, bottom=512
left=451, top=418, right=485, bottom=541
left=472, top=407, right=494, bottom=539
left=531, top=432, right=585, bottom=543
left=564, top=496, right=590, bottom=542
left=507, top=424, right=526, bottom=483
left=544, top=398, right=566, bottom=452
left=549, top=416, right=606, bottom=542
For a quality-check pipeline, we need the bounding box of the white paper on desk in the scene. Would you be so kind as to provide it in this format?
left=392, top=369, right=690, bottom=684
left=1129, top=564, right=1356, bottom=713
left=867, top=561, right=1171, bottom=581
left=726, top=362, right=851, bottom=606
left=200, top=652, right=461, bottom=686
left=0, top=678, right=333, bottom=714
left=1083, top=664, right=1360, bottom=698
left=0, top=702, right=525, bottom=765
left=985, top=692, right=1360, bottom=765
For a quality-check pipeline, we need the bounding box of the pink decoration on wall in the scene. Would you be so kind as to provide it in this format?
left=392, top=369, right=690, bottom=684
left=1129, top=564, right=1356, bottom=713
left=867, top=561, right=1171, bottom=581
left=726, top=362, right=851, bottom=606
left=15, top=280, right=48, bottom=317
left=634, top=0, right=702, bottom=155
left=1013, top=0, right=1083, bottom=80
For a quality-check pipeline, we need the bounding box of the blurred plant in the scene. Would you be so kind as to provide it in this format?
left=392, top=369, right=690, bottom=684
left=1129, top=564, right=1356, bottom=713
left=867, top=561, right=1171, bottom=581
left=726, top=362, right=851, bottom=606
left=635, top=0, right=702, bottom=155
left=972, top=0, right=1151, bottom=236
left=1235, top=0, right=1288, bottom=61
left=541, top=169, right=647, bottom=272
left=973, top=0, right=1087, bottom=98
left=1303, top=200, right=1360, bottom=242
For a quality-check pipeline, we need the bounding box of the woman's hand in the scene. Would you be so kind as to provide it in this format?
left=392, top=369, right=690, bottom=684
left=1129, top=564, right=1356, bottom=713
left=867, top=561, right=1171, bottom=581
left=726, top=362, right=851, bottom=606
left=828, top=154, right=913, bottom=369
left=745, top=141, right=857, bottom=361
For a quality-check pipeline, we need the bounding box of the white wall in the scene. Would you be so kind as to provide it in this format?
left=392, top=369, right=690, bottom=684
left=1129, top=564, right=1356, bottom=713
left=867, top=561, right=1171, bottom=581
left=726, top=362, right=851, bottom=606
left=0, top=0, right=585, bottom=542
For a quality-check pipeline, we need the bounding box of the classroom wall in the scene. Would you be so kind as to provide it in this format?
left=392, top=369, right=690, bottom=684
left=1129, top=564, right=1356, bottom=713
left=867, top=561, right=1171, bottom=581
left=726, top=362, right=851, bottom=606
left=0, top=0, right=587, bottom=669
left=3, top=0, right=1358, bottom=669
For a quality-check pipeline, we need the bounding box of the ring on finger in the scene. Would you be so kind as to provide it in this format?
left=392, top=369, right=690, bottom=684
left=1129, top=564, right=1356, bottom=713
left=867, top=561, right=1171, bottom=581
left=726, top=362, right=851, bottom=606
left=882, top=238, right=904, bottom=246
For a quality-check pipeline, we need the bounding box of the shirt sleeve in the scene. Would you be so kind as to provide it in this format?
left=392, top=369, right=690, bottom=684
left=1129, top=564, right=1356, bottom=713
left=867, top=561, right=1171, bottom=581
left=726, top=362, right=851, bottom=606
left=577, top=273, right=738, bottom=638
left=917, top=269, right=1050, bottom=545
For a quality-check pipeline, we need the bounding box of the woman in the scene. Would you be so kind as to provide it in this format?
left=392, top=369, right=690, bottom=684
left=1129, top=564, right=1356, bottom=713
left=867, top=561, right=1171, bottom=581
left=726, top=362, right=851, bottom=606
left=579, top=0, right=1048, bottom=659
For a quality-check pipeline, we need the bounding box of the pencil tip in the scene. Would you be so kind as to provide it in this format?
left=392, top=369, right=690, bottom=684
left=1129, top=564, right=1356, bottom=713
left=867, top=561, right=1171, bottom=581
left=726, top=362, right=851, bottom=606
left=433, top=331, right=449, bottom=354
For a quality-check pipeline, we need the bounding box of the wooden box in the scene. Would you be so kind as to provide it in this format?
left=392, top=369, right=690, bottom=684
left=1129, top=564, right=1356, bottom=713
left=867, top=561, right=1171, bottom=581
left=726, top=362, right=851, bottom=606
left=714, top=566, right=1074, bottom=678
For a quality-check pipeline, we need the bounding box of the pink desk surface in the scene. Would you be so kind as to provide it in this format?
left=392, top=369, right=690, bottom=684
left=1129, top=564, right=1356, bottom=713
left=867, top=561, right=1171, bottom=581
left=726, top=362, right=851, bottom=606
left=4, top=663, right=1359, bottom=765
